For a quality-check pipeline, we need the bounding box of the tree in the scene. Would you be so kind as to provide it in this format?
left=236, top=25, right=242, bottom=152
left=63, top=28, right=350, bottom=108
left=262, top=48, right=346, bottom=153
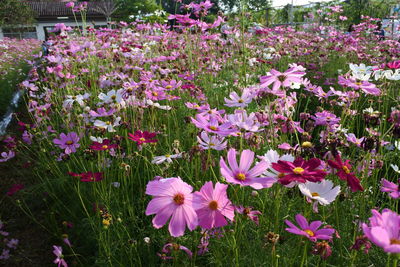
left=113, top=0, right=159, bottom=22
left=247, top=0, right=270, bottom=12
left=93, top=0, right=119, bottom=26
left=0, top=0, right=36, bottom=28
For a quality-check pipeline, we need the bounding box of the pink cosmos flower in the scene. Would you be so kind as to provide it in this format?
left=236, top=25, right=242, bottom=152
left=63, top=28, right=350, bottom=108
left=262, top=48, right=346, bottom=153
left=0, top=151, right=15, bottom=162
left=193, top=181, right=235, bottom=229
left=145, top=177, right=198, bottom=237
left=380, top=179, right=399, bottom=199
left=235, top=206, right=262, bottom=225
left=53, top=246, right=68, bottom=267
left=191, top=114, right=236, bottom=137
left=158, top=243, right=193, bottom=260
left=285, top=214, right=335, bottom=242
left=197, top=131, right=227, bottom=151
left=338, top=76, right=381, bottom=96
left=224, top=89, right=253, bottom=108
left=327, top=154, right=363, bottom=192
left=346, top=133, right=364, bottom=147
left=220, top=148, right=275, bottom=189
left=362, top=209, right=400, bottom=253
left=53, top=132, right=80, bottom=155
left=311, top=111, right=340, bottom=126
left=260, top=67, right=305, bottom=92
left=65, top=2, right=74, bottom=8
left=271, top=157, right=327, bottom=186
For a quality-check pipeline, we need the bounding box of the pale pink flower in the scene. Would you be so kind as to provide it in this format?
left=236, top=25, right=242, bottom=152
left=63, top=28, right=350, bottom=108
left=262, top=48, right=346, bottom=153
left=220, top=148, right=275, bottom=189
left=193, top=181, right=235, bottom=229
left=145, top=178, right=198, bottom=237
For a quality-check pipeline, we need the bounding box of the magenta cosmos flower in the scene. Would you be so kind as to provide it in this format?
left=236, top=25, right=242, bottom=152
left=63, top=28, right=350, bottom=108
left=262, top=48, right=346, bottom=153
left=89, top=139, right=118, bottom=151
left=193, top=181, right=235, bottom=229
left=69, top=171, right=103, bottom=182
left=145, top=177, right=198, bottom=237
left=53, top=132, right=80, bottom=154
left=271, top=157, right=327, bottom=186
left=380, top=179, right=399, bottom=199
left=338, top=76, right=381, bottom=96
left=327, top=154, right=363, bottom=192
left=220, top=148, right=275, bottom=189
left=362, top=209, right=400, bottom=253
left=285, top=214, right=335, bottom=242
left=260, top=67, right=305, bottom=92
left=128, top=130, right=157, bottom=145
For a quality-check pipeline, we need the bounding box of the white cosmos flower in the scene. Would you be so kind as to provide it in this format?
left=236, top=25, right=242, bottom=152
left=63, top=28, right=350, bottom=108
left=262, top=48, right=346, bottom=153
left=93, top=117, right=121, bottom=132
left=391, top=164, right=400, bottom=174
left=258, top=149, right=295, bottom=170
left=146, top=99, right=172, bottom=110
left=98, top=89, right=124, bottom=105
left=90, top=136, right=104, bottom=143
left=258, top=149, right=296, bottom=187
left=151, top=153, right=183, bottom=164
left=63, top=93, right=90, bottom=109
left=298, top=180, right=340, bottom=205
left=394, top=141, right=400, bottom=151
left=349, top=63, right=373, bottom=75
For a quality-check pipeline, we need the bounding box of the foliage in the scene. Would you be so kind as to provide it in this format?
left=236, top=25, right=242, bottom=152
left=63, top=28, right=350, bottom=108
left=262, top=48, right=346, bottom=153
left=0, top=0, right=36, bottom=28
left=113, top=0, right=159, bottom=21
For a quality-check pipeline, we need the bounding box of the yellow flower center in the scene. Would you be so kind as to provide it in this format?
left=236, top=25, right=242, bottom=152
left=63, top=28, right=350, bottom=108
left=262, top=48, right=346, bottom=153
left=342, top=166, right=351, bottom=174
left=152, top=92, right=158, bottom=96
left=356, top=82, right=362, bottom=86
left=209, top=126, right=218, bottom=131
left=278, top=173, right=285, bottom=178
left=209, top=143, right=215, bottom=146
left=66, top=140, right=73, bottom=145
left=165, top=85, right=172, bottom=89
left=311, top=192, right=320, bottom=197
left=293, top=167, right=305, bottom=175
left=139, top=137, right=146, bottom=142
left=173, top=193, right=185, bottom=205
left=236, top=173, right=246, bottom=181
left=302, top=141, right=312, bottom=148
left=238, top=99, right=244, bottom=103
left=111, top=95, right=116, bottom=100
left=102, top=145, right=108, bottom=149
left=165, top=154, right=171, bottom=158
left=304, top=229, right=315, bottom=237
left=208, top=200, right=218, bottom=210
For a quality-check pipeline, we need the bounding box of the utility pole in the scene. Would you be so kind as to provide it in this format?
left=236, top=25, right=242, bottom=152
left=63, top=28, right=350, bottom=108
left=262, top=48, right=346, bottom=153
left=289, top=0, right=294, bottom=25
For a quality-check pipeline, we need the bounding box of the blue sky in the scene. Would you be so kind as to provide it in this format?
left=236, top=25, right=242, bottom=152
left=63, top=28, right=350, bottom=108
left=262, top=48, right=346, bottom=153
left=272, top=0, right=331, bottom=8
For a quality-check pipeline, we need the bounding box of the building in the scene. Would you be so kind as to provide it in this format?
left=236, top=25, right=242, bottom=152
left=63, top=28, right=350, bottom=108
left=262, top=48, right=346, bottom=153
left=0, top=1, right=111, bottom=40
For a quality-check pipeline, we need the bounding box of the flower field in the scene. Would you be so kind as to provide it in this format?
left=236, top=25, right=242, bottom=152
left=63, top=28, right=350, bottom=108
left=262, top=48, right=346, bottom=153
left=0, top=38, right=40, bottom=116
left=1, top=4, right=400, bottom=267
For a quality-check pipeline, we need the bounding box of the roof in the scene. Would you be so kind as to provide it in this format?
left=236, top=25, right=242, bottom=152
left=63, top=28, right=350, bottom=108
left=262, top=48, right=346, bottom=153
left=25, top=2, right=110, bottom=19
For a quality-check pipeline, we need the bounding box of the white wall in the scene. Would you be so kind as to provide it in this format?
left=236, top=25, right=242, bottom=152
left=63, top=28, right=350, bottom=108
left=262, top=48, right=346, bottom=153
left=37, top=20, right=108, bottom=40
left=0, top=20, right=108, bottom=40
